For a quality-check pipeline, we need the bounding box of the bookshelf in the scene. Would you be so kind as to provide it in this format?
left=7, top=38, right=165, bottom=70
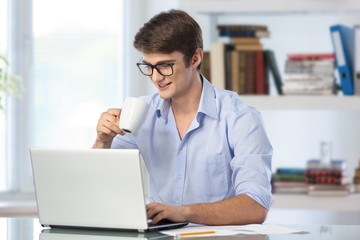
left=182, top=0, right=360, bottom=212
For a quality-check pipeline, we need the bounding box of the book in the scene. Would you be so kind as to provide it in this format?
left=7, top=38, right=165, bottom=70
left=284, top=74, right=335, bottom=82
left=354, top=25, right=360, bottom=95
left=287, top=53, right=335, bottom=61
left=210, top=42, right=226, bottom=89
left=276, top=168, right=306, bottom=175
left=234, top=44, right=263, bottom=51
left=217, top=24, right=270, bottom=38
left=230, top=50, right=241, bottom=94
left=244, top=51, right=256, bottom=94
left=330, top=24, right=354, bottom=95
left=238, top=52, right=247, bottom=94
left=285, top=59, right=335, bottom=75
left=272, top=173, right=306, bottom=182
left=225, top=46, right=234, bottom=90
left=210, top=43, right=235, bottom=89
left=200, top=51, right=211, bottom=82
left=231, top=37, right=261, bottom=45
left=272, top=181, right=308, bottom=194
left=308, top=183, right=353, bottom=196
left=217, top=24, right=268, bottom=32
left=264, top=49, right=283, bottom=95
left=254, top=51, right=268, bottom=94
left=219, top=29, right=270, bottom=38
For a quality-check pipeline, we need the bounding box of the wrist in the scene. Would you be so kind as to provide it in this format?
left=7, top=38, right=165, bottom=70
left=93, top=138, right=112, bottom=149
left=182, top=205, right=194, bottom=223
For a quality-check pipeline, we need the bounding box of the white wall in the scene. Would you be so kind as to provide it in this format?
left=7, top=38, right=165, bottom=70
left=262, top=110, right=360, bottom=176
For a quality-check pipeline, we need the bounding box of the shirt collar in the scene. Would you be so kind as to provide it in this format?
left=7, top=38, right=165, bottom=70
left=156, top=75, right=218, bottom=120
left=198, top=75, right=218, bottom=120
left=156, top=98, right=170, bottom=119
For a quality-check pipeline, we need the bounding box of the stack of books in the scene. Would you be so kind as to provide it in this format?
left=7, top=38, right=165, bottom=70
left=282, top=53, right=336, bottom=95
left=271, top=168, right=308, bottom=194
left=305, top=159, right=353, bottom=196
left=353, top=159, right=360, bottom=193
left=207, top=24, right=282, bottom=95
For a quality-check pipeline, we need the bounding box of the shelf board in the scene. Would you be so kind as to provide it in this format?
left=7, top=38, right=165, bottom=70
left=272, top=193, right=360, bottom=211
left=240, top=95, right=360, bottom=111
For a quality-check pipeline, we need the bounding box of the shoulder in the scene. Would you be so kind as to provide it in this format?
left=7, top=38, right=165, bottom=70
left=213, top=87, right=258, bottom=117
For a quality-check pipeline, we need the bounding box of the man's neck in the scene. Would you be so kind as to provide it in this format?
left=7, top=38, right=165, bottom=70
left=171, top=73, right=203, bottom=115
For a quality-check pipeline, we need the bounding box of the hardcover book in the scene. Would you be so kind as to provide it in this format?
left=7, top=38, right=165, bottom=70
left=264, top=50, right=283, bottom=95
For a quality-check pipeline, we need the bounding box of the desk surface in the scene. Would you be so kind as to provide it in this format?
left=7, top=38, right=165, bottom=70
left=1, top=217, right=360, bottom=240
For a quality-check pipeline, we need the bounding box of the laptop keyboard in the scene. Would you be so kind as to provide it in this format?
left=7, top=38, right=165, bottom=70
left=148, top=219, right=176, bottom=227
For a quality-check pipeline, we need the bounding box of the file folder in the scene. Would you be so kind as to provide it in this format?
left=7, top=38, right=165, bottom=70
left=354, top=25, right=360, bottom=95
left=330, top=24, right=354, bottom=95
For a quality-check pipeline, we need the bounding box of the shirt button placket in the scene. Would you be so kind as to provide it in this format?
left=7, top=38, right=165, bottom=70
left=174, top=145, right=186, bottom=205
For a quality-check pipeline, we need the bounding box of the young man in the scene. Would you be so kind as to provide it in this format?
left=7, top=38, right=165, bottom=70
left=94, top=9, right=273, bottom=225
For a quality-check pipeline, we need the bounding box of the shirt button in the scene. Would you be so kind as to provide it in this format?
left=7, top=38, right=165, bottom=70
left=177, top=175, right=181, bottom=180
left=176, top=200, right=180, bottom=205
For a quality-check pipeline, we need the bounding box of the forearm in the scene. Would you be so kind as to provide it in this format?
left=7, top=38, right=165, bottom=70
left=184, top=194, right=268, bottom=225
left=92, top=138, right=112, bottom=149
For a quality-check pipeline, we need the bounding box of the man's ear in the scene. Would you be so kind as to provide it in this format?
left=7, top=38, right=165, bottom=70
left=191, top=48, right=203, bottom=69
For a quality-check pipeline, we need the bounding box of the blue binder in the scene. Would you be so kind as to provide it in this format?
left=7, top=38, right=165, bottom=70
left=330, top=24, right=354, bottom=95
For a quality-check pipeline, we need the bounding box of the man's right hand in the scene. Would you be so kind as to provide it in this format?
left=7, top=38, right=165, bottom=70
left=93, top=108, right=125, bottom=148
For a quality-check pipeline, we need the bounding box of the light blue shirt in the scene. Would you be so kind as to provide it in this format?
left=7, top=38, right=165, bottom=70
left=111, top=77, right=273, bottom=210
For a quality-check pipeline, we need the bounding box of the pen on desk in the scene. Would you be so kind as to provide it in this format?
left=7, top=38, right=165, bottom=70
left=176, top=230, right=216, bottom=237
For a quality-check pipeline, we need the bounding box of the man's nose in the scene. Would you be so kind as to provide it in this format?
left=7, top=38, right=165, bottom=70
left=151, top=69, right=165, bottom=82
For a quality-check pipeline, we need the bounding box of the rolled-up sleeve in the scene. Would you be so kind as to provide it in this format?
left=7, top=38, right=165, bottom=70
left=228, top=107, right=273, bottom=210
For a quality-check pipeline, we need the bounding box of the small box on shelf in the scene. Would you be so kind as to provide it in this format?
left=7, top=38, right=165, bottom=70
left=353, top=159, right=360, bottom=193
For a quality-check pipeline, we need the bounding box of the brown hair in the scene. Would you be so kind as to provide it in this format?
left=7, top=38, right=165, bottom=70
left=133, top=9, right=203, bottom=70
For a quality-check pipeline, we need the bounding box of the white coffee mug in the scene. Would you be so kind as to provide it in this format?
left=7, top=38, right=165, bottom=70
left=119, top=97, right=150, bottom=133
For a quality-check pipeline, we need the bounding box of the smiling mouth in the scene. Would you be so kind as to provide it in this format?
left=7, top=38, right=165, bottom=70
left=158, top=82, right=172, bottom=88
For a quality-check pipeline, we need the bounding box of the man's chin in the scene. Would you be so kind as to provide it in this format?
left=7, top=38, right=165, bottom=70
left=158, top=92, right=172, bottom=100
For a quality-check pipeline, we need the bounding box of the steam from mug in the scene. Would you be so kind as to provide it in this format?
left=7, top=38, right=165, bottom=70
left=119, top=97, right=150, bottom=133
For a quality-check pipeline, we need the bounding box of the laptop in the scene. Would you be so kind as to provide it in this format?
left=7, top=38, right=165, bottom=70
left=40, top=228, right=170, bottom=240
left=30, top=148, right=188, bottom=232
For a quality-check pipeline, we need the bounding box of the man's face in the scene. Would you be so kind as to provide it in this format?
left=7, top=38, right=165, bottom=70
left=140, top=51, right=194, bottom=100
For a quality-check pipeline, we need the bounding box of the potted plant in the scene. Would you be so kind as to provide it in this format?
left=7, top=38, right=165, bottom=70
left=0, top=52, right=23, bottom=110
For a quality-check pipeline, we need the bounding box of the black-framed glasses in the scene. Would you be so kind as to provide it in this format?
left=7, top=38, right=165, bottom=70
left=136, top=62, right=175, bottom=77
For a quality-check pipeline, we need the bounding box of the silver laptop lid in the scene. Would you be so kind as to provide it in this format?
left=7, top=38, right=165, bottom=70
left=40, top=228, right=169, bottom=240
left=30, top=149, right=149, bottom=231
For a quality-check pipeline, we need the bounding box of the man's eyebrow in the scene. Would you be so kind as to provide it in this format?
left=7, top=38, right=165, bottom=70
left=141, top=59, right=176, bottom=65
